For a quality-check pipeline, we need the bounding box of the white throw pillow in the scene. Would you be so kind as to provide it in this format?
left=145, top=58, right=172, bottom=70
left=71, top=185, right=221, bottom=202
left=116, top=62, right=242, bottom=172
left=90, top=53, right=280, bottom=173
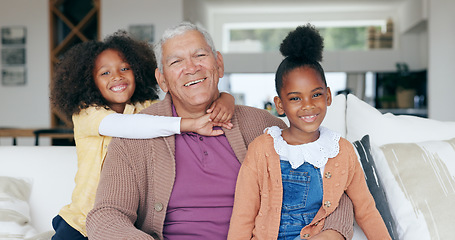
left=0, top=176, right=39, bottom=239
left=345, top=94, right=455, bottom=146
left=371, top=138, right=455, bottom=240
left=322, top=93, right=347, bottom=137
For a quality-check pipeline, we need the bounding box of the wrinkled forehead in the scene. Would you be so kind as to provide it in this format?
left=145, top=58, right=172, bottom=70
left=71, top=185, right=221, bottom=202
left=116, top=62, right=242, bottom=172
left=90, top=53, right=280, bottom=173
left=162, top=30, right=211, bottom=57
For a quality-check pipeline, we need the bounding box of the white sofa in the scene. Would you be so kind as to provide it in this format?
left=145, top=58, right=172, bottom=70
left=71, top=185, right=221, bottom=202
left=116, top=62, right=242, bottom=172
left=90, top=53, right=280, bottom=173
left=0, top=146, right=76, bottom=240
left=1, top=94, right=454, bottom=239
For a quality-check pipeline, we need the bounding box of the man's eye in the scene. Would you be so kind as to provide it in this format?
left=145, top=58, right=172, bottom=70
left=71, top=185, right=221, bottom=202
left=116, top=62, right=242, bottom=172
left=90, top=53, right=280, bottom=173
left=290, top=97, right=300, bottom=101
left=313, top=93, right=322, bottom=98
left=196, top=54, right=207, bottom=57
left=170, top=60, right=181, bottom=66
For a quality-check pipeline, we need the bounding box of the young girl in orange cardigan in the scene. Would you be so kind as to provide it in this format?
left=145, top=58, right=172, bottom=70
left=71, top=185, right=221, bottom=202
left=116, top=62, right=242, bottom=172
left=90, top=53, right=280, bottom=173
left=227, top=24, right=391, bottom=240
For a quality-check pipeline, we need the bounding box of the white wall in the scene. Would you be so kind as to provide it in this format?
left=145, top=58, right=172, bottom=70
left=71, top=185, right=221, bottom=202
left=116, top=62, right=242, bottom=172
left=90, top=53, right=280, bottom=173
left=100, top=0, right=184, bottom=41
left=398, top=0, right=427, bottom=34
left=0, top=0, right=50, bottom=128
left=428, top=0, right=455, bottom=121
left=183, top=0, right=208, bottom=27
left=0, top=0, right=49, bottom=145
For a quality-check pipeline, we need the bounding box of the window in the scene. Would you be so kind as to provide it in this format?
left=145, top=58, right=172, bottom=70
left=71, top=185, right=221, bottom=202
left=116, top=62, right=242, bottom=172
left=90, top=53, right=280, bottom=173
left=223, top=20, right=388, bottom=53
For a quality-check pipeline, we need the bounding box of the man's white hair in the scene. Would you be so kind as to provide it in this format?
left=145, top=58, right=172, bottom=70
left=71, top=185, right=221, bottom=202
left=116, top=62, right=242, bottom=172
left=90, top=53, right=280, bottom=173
left=153, top=22, right=217, bottom=73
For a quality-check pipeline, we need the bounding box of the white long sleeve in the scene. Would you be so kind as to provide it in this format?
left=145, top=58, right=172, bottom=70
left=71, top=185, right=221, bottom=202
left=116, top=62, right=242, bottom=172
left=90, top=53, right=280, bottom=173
left=99, top=113, right=181, bottom=139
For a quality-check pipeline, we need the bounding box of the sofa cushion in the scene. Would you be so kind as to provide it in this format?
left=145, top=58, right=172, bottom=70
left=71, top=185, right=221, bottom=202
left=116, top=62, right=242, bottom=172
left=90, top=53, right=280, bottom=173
left=322, top=93, right=347, bottom=137
left=345, top=94, right=455, bottom=146
left=352, top=135, right=398, bottom=240
left=0, top=176, right=39, bottom=239
left=371, top=138, right=455, bottom=239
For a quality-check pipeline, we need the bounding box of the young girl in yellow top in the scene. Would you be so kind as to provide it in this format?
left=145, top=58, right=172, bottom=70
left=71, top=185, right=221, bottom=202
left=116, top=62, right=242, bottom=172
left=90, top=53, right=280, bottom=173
left=227, top=24, right=391, bottom=240
left=50, top=31, right=234, bottom=240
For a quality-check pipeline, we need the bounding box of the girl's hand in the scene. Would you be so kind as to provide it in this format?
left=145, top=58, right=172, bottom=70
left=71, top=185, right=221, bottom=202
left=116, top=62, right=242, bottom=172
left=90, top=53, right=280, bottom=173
left=180, top=113, right=232, bottom=136
left=207, top=92, right=235, bottom=124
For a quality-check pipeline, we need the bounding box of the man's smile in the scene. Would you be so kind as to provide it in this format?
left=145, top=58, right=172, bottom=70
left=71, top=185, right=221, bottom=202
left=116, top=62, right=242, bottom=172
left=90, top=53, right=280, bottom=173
left=184, top=78, right=206, bottom=87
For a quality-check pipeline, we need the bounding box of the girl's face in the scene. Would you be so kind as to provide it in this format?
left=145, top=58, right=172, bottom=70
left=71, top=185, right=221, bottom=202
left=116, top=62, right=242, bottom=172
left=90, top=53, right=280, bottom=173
left=93, top=49, right=136, bottom=113
left=274, top=66, right=332, bottom=144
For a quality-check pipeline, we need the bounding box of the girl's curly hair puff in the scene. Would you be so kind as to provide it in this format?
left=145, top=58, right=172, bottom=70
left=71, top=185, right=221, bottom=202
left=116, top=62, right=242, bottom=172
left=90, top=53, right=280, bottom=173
left=275, top=23, right=327, bottom=96
left=50, top=30, right=158, bottom=122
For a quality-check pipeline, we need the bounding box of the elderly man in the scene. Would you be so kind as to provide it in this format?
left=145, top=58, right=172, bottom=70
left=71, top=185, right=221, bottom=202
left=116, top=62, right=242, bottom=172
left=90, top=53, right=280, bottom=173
left=86, top=22, right=353, bottom=240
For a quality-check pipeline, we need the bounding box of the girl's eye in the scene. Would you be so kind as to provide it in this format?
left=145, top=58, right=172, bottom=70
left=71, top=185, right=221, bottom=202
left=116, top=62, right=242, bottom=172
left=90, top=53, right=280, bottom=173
left=101, top=71, right=109, bottom=76
left=121, top=67, right=130, bottom=71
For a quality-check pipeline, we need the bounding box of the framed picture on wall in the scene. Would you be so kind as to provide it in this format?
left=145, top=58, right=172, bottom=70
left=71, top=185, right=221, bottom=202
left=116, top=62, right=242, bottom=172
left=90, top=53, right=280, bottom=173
left=1, top=26, right=26, bottom=45
left=2, top=66, right=26, bottom=86
left=1, top=48, right=26, bottom=65
left=128, top=24, right=154, bottom=44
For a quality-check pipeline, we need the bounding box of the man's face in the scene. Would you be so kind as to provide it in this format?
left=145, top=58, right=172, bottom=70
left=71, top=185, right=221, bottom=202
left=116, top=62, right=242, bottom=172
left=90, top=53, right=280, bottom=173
left=156, top=30, right=224, bottom=116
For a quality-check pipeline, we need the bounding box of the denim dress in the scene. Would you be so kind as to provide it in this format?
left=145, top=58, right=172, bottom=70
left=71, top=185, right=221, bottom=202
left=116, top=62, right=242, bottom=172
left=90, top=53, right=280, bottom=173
left=264, top=126, right=341, bottom=240
left=278, top=161, right=323, bottom=240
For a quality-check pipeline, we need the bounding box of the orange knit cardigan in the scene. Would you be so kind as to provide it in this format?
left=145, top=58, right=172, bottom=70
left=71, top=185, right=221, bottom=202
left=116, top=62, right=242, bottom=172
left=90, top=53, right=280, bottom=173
left=228, top=133, right=391, bottom=240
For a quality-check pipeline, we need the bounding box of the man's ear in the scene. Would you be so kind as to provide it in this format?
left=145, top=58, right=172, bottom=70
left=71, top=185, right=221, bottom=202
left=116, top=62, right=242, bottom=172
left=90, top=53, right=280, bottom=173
left=215, top=51, right=225, bottom=78
left=274, top=96, right=285, bottom=116
left=155, top=68, right=168, bottom=93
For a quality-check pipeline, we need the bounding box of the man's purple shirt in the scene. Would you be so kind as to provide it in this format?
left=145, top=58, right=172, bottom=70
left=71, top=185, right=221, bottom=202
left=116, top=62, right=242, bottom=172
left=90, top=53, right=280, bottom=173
left=162, top=106, right=241, bottom=239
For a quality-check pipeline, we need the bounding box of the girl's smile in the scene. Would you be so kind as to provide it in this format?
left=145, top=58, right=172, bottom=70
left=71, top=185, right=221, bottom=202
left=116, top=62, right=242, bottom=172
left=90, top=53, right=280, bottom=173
left=300, top=114, right=318, bottom=123
left=110, top=83, right=128, bottom=92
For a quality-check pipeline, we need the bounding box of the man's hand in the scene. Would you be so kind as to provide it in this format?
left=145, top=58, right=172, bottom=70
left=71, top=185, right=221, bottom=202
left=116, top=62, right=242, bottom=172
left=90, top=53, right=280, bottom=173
left=180, top=113, right=232, bottom=136
left=308, top=230, right=345, bottom=240
left=207, top=92, right=235, bottom=123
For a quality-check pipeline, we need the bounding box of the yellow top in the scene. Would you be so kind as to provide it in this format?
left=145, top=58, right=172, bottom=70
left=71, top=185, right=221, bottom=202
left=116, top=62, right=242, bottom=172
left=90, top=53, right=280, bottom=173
left=59, top=100, right=155, bottom=236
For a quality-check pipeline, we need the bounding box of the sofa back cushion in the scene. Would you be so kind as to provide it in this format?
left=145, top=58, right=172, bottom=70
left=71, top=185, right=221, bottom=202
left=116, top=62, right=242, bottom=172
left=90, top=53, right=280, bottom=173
left=322, top=93, right=347, bottom=137
left=345, top=94, right=455, bottom=146
left=0, top=146, right=77, bottom=233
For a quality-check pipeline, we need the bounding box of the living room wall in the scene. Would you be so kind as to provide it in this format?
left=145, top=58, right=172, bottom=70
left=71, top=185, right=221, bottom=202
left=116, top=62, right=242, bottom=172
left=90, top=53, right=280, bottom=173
left=0, top=0, right=50, bottom=130
left=100, top=0, right=183, bottom=43
left=428, top=0, right=455, bottom=121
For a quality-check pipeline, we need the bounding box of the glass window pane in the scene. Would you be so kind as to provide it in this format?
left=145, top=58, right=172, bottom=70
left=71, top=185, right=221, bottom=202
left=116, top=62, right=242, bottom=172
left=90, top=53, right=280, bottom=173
left=224, top=20, right=388, bottom=53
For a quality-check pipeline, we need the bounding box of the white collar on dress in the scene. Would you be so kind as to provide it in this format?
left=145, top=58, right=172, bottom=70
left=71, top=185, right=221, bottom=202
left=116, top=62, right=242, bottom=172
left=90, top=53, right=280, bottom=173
left=265, top=126, right=340, bottom=169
